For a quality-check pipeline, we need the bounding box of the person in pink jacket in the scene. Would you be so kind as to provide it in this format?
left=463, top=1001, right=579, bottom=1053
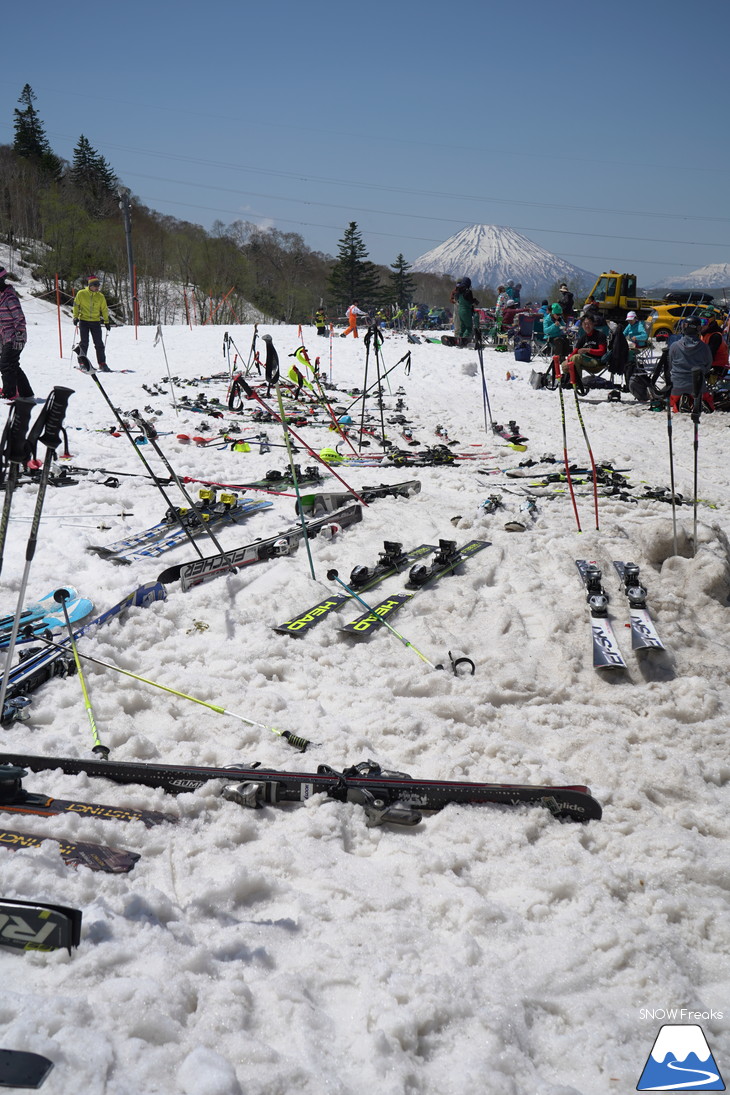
left=341, top=300, right=368, bottom=338
left=0, top=266, right=33, bottom=399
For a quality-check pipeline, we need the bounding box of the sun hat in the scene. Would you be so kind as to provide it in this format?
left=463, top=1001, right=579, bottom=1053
left=626, top=311, right=637, bottom=321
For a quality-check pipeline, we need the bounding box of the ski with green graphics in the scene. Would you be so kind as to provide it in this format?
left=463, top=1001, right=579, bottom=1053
left=340, top=539, right=491, bottom=638
left=273, top=541, right=437, bottom=636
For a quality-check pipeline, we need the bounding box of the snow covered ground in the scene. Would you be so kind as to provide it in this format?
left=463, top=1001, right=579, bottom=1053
left=1, top=272, right=729, bottom=1094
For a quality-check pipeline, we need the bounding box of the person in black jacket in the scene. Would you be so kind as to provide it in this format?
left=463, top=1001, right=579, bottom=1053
left=558, top=284, right=574, bottom=320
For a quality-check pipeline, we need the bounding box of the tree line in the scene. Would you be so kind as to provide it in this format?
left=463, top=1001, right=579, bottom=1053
left=1, top=85, right=456, bottom=326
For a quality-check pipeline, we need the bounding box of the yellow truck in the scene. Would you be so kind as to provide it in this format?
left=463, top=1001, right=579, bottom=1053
left=585, top=272, right=663, bottom=321
left=585, top=272, right=714, bottom=322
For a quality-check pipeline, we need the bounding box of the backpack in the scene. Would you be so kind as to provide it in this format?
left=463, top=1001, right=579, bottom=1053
left=514, top=340, right=531, bottom=363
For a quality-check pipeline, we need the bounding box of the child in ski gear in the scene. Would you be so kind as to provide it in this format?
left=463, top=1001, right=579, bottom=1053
left=0, top=267, right=33, bottom=399
left=73, top=276, right=111, bottom=367
left=314, top=309, right=328, bottom=337
left=341, top=301, right=367, bottom=338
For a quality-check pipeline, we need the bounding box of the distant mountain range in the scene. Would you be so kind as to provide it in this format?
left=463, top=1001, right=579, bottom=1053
left=647, top=263, right=730, bottom=293
left=411, top=225, right=596, bottom=300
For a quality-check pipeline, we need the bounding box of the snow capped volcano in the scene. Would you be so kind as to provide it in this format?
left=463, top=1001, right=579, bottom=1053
left=649, top=263, right=730, bottom=292
left=411, top=224, right=596, bottom=299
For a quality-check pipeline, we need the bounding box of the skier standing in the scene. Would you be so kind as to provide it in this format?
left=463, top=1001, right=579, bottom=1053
left=0, top=266, right=33, bottom=399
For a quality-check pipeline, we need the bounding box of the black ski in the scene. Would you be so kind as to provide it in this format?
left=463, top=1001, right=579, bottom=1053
left=273, top=542, right=437, bottom=636
left=341, top=539, right=490, bottom=637
left=0, top=764, right=175, bottom=828
left=0, top=898, right=81, bottom=953
left=158, top=503, right=363, bottom=590
left=295, top=479, right=420, bottom=516
left=612, top=561, right=665, bottom=650
left=0, top=752, right=602, bottom=823
left=0, top=1049, right=54, bottom=1089
left=0, top=827, right=139, bottom=873
left=575, top=560, right=626, bottom=670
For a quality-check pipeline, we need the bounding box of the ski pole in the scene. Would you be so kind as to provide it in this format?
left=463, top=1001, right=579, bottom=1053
left=327, top=569, right=443, bottom=670
left=666, top=388, right=679, bottom=557
left=154, top=324, right=179, bottom=415
left=54, top=589, right=108, bottom=759
left=36, top=634, right=313, bottom=751
left=0, top=387, right=74, bottom=717
left=343, top=353, right=410, bottom=415
left=474, top=324, right=494, bottom=431
left=263, top=335, right=317, bottom=580
left=365, top=325, right=388, bottom=446
left=358, top=331, right=372, bottom=451
left=239, top=379, right=370, bottom=505
left=691, top=368, right=704, bottom=557
left=552, top=358, right=582, bottom=532
left=567, top=358, right=599, bottom=530
left=0, top=398, right=34, bottom=576
left=80, top=363, right=231, bottom=568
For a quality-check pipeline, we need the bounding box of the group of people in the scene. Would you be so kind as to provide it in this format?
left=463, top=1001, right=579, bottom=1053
left=0, top=272, right=112, bottom=401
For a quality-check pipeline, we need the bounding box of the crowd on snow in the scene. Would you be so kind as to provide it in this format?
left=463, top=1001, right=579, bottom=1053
left=449, top=276, right=730, bottom=411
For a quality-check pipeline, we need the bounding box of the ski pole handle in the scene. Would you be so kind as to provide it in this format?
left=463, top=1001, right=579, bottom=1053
left=5, top=398, right=34, bottom=463
left=38, top=387, right=74, bottom=449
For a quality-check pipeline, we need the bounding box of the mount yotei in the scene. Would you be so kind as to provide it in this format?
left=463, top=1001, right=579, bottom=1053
left=412, top=224, right=595, bottom=299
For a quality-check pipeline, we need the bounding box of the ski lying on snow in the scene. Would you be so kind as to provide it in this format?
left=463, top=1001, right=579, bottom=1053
left=0, top=827, right=140, bottom=873
left=273, top=542, right=437, bottom=636
left=158, top=503, right=363, bottom=590
left=0, top=753, right=603, bottom=823
left=1, top=582, right=167, bottom=722
left=575, top=560, right=626, bottom=670
left=295, top=479, right=420, bottom=516
left=0, top=588, right=94, bottom=648
left=0, top=897, right=82, bottom=953
left=341, top=539, right=490, bottom=638
left=0, top=764, right=175, bottom=827
left=612, top=561, right=665, bottom=650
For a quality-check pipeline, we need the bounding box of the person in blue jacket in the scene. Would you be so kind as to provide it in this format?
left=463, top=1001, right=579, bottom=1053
left=623, top=310, right=648, bottom=361
left=543, top=303, right=570, bottom=361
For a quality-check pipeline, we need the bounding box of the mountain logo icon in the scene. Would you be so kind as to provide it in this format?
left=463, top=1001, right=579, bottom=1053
left=637, top=1024, right=725, bottom=1090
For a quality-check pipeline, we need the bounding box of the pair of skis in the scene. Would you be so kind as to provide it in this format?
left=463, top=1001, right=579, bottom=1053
left=337, top=539, right=490, bottom=639
left=576, top=559, right=665, bottom=670
left=88, top=494, right=272, bottom=563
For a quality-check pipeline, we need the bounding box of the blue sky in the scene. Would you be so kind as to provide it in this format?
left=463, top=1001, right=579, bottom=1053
left=3, top=0, right=729, bottom=287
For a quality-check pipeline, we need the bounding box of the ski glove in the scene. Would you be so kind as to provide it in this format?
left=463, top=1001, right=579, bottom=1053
left=105, top=324, right=111, bottom=331
left=73, top=318, right=79, bottom=326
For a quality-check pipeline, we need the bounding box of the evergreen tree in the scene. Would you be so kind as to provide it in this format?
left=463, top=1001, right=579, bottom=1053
left=13, top=84, right=62, bottom=179
left=70, top=135, right=118, bottom=214
left=388, top=253, right=416, bottom=308
left=328, top=222, right=381, bottom=308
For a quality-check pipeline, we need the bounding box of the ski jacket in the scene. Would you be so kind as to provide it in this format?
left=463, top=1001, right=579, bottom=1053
left=73, top=287, right=110, bottom=324
left=702, top=330, right=729, bottom=370
left=543, top=313, right=566, bottom=340
left=623, top=320, right=648, bottom=346
left=0, top=283, right=27, bottom=346
left=668, top=334, right=713, bottom=393
left=575, top=328, right=607, bottom=358
left=558, top=290, right=574, bottom=314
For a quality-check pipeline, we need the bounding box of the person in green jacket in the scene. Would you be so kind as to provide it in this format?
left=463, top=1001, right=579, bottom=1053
left=73, top=275, right=111, bottom=369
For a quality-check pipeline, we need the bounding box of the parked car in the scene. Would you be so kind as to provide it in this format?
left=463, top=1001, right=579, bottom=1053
left=646, top=303, right=725, bottom=340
